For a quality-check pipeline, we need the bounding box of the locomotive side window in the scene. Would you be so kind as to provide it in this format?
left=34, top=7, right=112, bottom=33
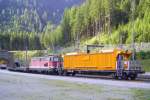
left=49, top=57, right=52, bottom=61
left=53, top=57, right=59, bottom=62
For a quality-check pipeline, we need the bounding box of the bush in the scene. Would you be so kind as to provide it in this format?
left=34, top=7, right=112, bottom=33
left=136, top=51, right=150, bottom=60
left=145, top=51, right=150, bottom=59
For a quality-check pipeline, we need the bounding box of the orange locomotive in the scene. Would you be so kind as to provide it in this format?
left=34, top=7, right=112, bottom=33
left=63, top=45, right=144, bottom=80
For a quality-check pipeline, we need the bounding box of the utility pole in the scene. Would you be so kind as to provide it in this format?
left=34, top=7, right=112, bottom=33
left=25, top=45, right=28, bottom=67
left=76, top=32, right=80, bottom=52
left=120, top=32, right=122, bottom=49
left=25, top=33, right=28, bottom=68
left=131, top=0, right=135, bottom=61
left=108, top=0, right=111, bottom=45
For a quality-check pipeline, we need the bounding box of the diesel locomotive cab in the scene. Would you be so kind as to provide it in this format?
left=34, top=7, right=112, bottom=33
left=115, top=50, right=144, bottom=80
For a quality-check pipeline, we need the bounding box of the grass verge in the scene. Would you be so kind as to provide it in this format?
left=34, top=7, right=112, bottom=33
left=133, top=89, right=150, bottom=100
left=141, top=59, right=150, bottom=72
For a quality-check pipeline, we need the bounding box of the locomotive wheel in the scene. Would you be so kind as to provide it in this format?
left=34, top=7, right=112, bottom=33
left=112, top=73, right=118, bottom=79
left=58, top=70, right=63, bottom=76
left=130, top=77, right=135, bottom=80
left=113, top=73, right=123, bottom=80
left=122, top=73, right=128, bottom=80
left=63, top=70, right=69, bottom=76
left=71, top=71, right=76, bottom=76
left=129, top=74, right=137, bottom=80
left=57, top=67, right=63, bottom=76
left=118, top=76, right=122, bottom=80
left=58, top=71, right=62, bottom=76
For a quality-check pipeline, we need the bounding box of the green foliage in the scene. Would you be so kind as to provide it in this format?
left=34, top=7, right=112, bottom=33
left=51, top=0, right=150, bottom=47
left=14, top=50, right=45, bottom=64
left=136, top=51, right=150, bottom=60
left=140, top=59, right=150, bottom=72
left=82, top=0, right=150, bottom=45
left=136, top=51, right=146, bottom=59
left=133, top=89, right=150, bottom=99
left=0, top=2, right=43, bottom=50
left=0, top=0, right=149, bottom=50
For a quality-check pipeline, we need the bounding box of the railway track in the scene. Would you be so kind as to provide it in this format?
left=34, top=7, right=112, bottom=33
left=1, top=69, right=150, bottom=83
left=68, top=74, right=150, bottom=83
left=1, top=69, right=150, bottom=89
left=24, top=70, right=150, bottom=83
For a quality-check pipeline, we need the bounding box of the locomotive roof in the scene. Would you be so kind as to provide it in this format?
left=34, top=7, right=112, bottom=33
left=65, top=49, right=131, bottom=56
left=32, top=55, right=59, bottom=59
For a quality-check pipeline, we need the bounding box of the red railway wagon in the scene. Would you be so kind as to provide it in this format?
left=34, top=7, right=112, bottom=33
left=29, top=55, right=62, bottom=73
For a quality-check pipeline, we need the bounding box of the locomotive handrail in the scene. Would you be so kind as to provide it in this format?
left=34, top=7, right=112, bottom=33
left=129, top=60, right=143, bottom=71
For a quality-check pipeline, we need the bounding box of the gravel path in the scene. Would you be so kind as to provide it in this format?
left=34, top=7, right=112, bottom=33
left=0, top=70, right=150, bottom=89
left=144, top=72, right=150, bottom=76
left=0, top=70, right=150, bottom=100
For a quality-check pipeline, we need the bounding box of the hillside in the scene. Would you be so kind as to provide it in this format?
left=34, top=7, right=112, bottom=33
left=0, top=0, right=83, bottom=25
left=0, top=0, right=83, bottom=50
left=0, top=0, right=149, bottom=50
left=50, top=0, right=150, bottom=47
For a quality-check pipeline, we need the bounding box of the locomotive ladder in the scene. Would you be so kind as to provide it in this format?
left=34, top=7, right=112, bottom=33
left=116, top=56, right=124, bottom=77
left=117, top=65, right=123, bottom=77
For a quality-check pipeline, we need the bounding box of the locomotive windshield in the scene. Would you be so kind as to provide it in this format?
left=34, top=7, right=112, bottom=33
left=53, top=57, right=59, bottom=61
left=49, top=56, right=62, bottom=62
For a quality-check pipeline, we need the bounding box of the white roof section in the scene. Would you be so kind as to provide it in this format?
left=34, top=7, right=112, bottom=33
left=65, top=52, right=79, bottom=55
left=65, top=49, right=116, bottom=56
left=99, top=49, right=114, bottom=53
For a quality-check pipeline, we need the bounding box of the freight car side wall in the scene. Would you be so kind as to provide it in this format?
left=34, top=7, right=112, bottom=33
left=96, top=53, right=116, bottom=71
left=64, top=52, right=117, bottom=71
